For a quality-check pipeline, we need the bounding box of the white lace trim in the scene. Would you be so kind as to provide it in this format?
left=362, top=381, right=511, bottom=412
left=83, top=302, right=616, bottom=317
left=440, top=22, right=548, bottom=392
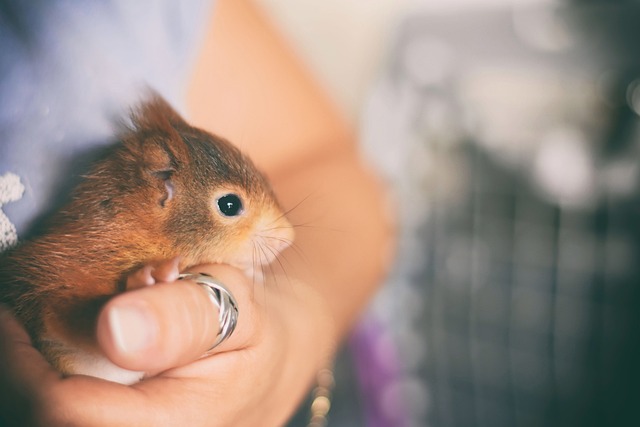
left=0, top=172, right=25, bottom=252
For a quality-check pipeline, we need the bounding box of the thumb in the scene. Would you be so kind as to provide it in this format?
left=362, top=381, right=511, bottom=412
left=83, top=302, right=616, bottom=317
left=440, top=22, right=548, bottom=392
left=96, top=265, right=259, bottom=374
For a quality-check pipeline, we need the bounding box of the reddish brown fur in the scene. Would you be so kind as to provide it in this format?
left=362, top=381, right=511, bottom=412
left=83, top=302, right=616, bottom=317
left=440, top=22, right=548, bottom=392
left=0, top=95, right=292, bottom=374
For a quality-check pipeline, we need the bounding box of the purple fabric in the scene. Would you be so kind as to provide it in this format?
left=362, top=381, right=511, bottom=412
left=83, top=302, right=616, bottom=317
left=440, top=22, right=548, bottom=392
left=351, top=315, right=409, bottom=427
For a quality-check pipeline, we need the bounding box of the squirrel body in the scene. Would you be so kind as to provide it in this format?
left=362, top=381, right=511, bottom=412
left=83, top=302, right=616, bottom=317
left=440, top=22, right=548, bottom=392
left=0, top=96, right=294, bottom=383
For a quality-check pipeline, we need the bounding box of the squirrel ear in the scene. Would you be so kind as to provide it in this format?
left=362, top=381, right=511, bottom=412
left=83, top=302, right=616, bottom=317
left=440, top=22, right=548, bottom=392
left=122, top=92, right=194, bottom=167
left=125, top=139, right=175, bottom=207
left=140, top=139, right=176, bottom=173
left=120, top=93, right=193, bottom=206
left=132, top=93, right=189, bottom=131
left=138, top=141, right=176, bottom=208
left=125, top=92, right=191, bottom=166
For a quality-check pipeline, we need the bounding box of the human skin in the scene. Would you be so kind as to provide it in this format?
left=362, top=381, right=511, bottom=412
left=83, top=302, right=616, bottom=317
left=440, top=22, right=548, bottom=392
left=0, top=0, right=394, bottom=426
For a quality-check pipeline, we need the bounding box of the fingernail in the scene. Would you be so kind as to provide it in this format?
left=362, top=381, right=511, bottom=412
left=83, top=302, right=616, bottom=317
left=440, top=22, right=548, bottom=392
left=108, top=303, right=156, bottom=355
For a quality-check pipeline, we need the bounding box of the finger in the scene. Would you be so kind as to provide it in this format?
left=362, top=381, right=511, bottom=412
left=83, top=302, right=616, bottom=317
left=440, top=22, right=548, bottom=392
left=0, top=310, right=175, bottom=426
left=0, top=306, right=249, bottom=427
left=97, top=264, right=260, bottom=373
left=126, top=257, right=181, bottom=290
left=0, top=307, right=79, bottom=427
left=0, top=308, right=60, bottom=385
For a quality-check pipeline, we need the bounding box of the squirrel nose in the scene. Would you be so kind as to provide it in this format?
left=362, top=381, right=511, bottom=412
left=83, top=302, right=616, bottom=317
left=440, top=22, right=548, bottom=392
left=268, top=217, right=294, bottom=254
left=253, top=212, right=295, bottom=266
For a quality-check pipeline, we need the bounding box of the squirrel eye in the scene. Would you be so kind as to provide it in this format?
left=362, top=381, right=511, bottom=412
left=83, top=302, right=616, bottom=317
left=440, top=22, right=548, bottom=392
left=217, top=193, right=244, bottom=217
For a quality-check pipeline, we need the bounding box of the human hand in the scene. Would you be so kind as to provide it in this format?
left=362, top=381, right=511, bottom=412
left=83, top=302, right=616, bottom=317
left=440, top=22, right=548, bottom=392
left=0, top=263, right=336, bottom=427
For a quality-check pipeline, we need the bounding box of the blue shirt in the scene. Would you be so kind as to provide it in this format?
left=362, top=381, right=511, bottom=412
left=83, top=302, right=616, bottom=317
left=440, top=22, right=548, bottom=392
left=0, top=0, right=214, bottom=246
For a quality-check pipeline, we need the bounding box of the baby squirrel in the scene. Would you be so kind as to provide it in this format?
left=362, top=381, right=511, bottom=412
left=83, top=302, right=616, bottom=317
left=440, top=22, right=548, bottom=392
left=0, top=96, right=294, bottom=384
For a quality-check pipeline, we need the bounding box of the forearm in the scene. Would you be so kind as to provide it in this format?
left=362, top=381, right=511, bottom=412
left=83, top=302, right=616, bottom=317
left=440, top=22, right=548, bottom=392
left=187, top=0, right=393, bottom=340
left=270, top=148, right=393, bottom=339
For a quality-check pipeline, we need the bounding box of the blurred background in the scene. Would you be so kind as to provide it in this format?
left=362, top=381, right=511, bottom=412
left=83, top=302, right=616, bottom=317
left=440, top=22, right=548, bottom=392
left=261, top=0, right=640, bottom=426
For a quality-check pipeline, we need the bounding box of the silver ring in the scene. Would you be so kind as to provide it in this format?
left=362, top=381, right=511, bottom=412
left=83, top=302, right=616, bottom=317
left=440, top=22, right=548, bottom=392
left=178, top=273, right=239, bottom=353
